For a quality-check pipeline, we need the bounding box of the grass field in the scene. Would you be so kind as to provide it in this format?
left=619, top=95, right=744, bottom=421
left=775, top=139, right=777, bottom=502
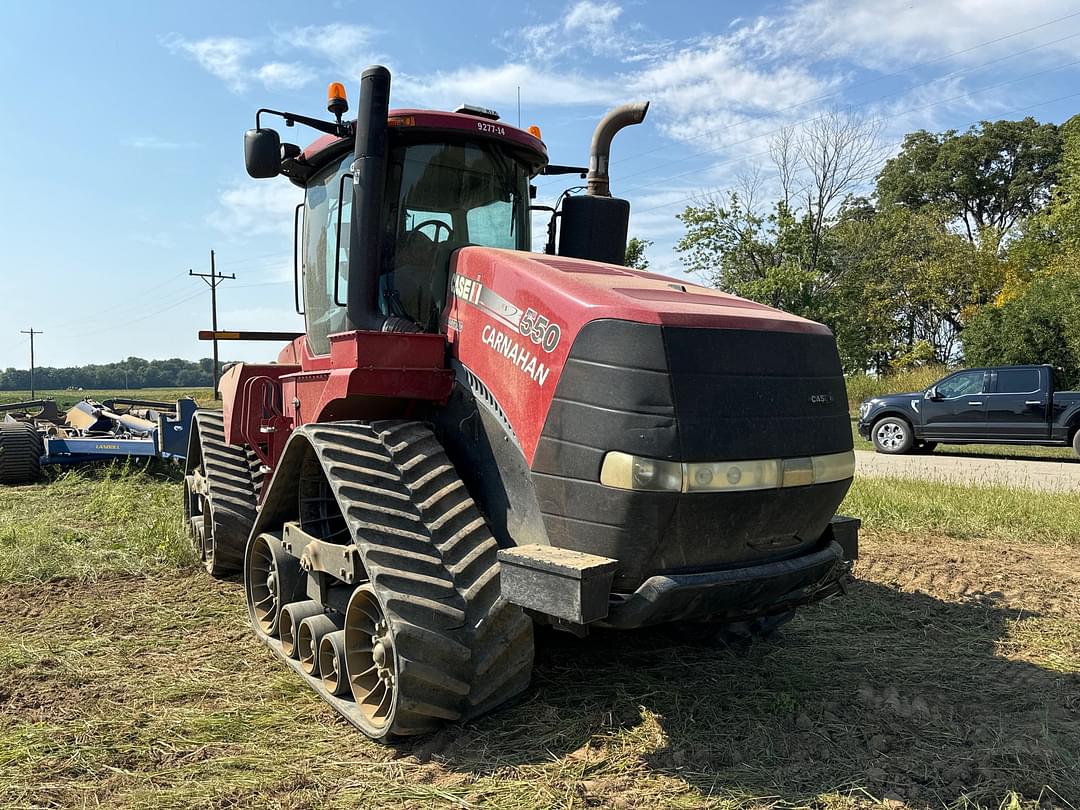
left=0, top=387, right=217, bottom=410
left=1, top=468, right=1077, bottom=808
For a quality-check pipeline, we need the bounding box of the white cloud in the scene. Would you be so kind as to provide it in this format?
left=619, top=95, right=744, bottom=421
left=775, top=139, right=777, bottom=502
left=254, top=61, right=317, bottom=90
left=395, top=63, right=620, bottom=108
left=517, top=1, right=654, bottom=62
left=163, top=33, right=317, bottom=93
left=212, top=180, right=303, bottom=239
left=749, top=0, right=1080, bottom=70
left=277, top=23, right=380, bottom=79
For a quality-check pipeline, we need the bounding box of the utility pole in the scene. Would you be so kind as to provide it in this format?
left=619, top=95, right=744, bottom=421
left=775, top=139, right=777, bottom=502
left=189, top=250, right=235, bottom=399
left=20, top=329, right=42, bottom=400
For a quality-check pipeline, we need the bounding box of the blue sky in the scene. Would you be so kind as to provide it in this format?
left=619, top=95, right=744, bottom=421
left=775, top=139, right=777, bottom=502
left=3, top=0, right=1080, bottom=369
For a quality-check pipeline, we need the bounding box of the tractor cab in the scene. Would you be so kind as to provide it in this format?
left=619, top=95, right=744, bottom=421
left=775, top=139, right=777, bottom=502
left=245, top=81, right=549, bottom=356
left=298, top=118, right=545, bottom=352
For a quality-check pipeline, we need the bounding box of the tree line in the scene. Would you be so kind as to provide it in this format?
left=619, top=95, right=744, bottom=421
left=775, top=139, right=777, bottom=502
left=672, top=111, right=1080, bottom=387
left=0, top=357, right=222, bottom=391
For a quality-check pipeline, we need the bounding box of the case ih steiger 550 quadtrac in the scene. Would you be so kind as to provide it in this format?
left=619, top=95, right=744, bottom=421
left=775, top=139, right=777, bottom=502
left=184, top=66, right=860, bottom=741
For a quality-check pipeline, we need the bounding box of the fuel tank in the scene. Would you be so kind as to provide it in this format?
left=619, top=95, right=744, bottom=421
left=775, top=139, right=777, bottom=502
left=442, top=247, right=854, bottom=590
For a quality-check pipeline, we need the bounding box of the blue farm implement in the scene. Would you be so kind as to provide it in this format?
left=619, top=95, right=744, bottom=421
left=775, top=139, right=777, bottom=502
left=0, top=397, right=196, bottom=485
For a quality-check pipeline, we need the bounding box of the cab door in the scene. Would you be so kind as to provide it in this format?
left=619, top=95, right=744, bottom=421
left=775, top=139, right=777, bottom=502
left=921, top=369, right=989, bottom=440
left=986, top=367, right=1050, bottom=440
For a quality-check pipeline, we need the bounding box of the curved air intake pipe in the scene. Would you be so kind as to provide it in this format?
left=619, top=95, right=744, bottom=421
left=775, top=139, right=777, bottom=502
left=346, top=65, right=391, bottom=332
left=586, top=101, right=650, bottom=198
left=558, top=100, right=650, bottom=265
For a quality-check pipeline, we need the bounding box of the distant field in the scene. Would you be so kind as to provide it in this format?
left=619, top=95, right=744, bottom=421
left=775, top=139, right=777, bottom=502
left=0, top=387, right=217, bottom=410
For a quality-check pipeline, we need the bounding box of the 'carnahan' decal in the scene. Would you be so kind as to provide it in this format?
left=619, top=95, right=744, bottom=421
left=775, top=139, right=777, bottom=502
left=481, top=325, right=551, bottom=386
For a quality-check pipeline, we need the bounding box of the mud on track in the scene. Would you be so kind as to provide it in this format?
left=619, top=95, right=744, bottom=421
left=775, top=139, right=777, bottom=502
left=1, top=531, right=1078, bottom=809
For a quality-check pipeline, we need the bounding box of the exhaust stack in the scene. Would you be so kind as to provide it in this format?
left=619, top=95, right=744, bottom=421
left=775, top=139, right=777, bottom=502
left=586, top=101, right=650, bottom=198
left=346, top=65, right=392, bottom=332
left=558, top=101, right=650, bottom=266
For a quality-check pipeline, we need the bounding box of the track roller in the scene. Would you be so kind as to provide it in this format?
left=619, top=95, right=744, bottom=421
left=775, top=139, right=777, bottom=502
left=319, top=631, right=350, bottom=696
left=280, top=600, right=323, bottom=660
left=298, top=613, right=343, bottom=675
left=344, top=584, right=398, bottom=733
left=245, top=534, right=299, bottom=636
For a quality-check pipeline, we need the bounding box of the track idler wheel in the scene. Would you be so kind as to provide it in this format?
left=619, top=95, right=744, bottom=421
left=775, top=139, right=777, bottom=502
left=279, top=600, right=323, bottom=659
left=344, top=584, right=399, bottom=735
left=298, top=613, right=344, bottom=675
left=319, top=630, right=350, bottom=696
left=245, top=534, right=301, bottom=637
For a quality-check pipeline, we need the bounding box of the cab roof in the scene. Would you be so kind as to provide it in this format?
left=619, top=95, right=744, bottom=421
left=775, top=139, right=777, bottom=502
left=298, top=109, right=548, bottom=173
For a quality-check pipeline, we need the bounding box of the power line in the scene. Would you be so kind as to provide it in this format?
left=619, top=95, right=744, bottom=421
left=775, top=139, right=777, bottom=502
left=537, top=9, right=1080, bottom=187
left=628, top=87, right=1080, bottom=219
left=189, top=249, right=235, bottom=398
left=593, top=44, right=1080, bottom=195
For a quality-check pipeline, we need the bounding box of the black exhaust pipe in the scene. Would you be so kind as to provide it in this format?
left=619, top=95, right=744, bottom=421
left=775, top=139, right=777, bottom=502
left=558, top=101, right=649, bottom=265
left=346, top=65, right=391, bottom=332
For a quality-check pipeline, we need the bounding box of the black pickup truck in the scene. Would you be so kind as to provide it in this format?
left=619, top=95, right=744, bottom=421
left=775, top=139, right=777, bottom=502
left=858, top=365, right=1080, bottom=457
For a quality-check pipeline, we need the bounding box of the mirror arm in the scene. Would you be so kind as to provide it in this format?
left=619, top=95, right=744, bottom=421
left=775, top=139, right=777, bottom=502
left=256, top=108, right=352, bottom=138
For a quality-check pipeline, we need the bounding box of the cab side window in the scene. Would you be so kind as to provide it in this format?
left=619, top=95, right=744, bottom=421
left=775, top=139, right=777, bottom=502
left=937, top=371, right=985, bottom=398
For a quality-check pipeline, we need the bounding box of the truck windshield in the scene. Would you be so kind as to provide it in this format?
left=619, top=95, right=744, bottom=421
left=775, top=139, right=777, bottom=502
left=301, top=138, right=532, bottom=354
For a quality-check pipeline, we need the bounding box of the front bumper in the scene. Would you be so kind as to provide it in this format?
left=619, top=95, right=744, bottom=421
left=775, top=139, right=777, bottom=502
left=598, top=539, right=852, bottom=629
left=857, top=418, right=873, bottom=440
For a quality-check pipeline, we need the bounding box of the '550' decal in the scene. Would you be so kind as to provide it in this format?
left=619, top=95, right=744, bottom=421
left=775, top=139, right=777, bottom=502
left=518, top=308, right=561, bottom=352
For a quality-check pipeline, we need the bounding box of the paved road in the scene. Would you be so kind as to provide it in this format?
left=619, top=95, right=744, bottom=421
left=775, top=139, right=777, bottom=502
left=854, top=450, right=1080, bottom=492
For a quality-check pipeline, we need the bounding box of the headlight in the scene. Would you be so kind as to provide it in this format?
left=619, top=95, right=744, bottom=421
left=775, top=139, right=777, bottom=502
left=600, top=450, right=855, bottom=492
left=858, top=401, right=871, bottom=419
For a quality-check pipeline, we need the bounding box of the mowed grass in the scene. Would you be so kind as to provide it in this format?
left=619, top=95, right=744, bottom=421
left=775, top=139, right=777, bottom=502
left=0, top=387, right=217, bottom=410
left=0, top=469, right=1077, bottom=808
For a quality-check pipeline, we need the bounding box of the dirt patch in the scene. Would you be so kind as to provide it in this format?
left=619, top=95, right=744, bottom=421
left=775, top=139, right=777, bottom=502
left=1, top=532, right=1077, bottom=809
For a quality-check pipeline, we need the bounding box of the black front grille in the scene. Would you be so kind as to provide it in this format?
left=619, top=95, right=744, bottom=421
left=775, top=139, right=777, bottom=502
left=664, top=327, right=851, bottom=460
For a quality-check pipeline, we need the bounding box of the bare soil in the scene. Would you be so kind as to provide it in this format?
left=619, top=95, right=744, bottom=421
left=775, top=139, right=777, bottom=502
left=1, top=530, right=1077, bottom=809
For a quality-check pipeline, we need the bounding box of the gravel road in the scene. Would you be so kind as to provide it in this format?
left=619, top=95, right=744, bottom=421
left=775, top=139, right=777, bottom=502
left=854, top=449, right=1080, bottom=492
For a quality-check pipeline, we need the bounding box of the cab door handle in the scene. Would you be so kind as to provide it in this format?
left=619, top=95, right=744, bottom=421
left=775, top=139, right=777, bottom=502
left=1025, top=400, right=1042, bottom=406
left=967, top=400, right=983, bottom=406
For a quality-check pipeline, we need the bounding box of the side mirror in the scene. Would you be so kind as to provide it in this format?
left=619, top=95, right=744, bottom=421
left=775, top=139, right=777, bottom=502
left=244, top=128, right=282, bottom=178
left=927, top=386, right=942, bottom=401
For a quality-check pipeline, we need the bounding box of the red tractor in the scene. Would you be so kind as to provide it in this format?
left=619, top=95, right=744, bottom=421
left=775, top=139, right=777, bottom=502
left=184, top=66, right=859, bottom=741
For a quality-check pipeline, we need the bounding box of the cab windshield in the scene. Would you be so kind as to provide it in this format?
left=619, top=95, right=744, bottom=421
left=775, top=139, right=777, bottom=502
left=301, top=137, right=532, bottom=354
left=380, top=139, right=531, bottom=329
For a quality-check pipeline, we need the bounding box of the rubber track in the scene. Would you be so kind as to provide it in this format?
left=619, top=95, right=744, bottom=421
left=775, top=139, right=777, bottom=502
left=192, top=411, right=258, bottom=573
left=300, top=420, right=534, bottom=736
left=0, top=422, right=42, bottom=485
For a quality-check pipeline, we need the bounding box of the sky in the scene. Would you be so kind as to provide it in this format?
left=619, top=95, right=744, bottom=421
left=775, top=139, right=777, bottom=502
left=3, top=0, right=1080, bottom=370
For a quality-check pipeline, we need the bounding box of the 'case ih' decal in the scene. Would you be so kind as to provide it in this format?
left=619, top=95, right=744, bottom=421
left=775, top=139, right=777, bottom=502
left=451, top=273, right=561, bottom=352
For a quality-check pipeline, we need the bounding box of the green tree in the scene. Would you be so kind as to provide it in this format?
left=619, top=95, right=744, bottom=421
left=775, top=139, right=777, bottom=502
left=962, top=260, right=1080, bottom=388
left=876, top=118, right=1062, bottom=250
left=624, top=237, right=652, bottom=270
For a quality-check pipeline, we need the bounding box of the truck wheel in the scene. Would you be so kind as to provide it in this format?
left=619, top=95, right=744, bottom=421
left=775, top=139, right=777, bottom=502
left=872, top=417, right=914, bottom=454
left=0, top=422, right=43, bottom=485
left=1073, top=429, right=1080, bottom=459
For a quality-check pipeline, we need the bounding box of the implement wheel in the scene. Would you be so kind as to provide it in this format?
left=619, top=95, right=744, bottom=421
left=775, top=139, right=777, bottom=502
left=0, top=422, right=43, bottom=485
left=184, top=411, right=257, bottom=577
